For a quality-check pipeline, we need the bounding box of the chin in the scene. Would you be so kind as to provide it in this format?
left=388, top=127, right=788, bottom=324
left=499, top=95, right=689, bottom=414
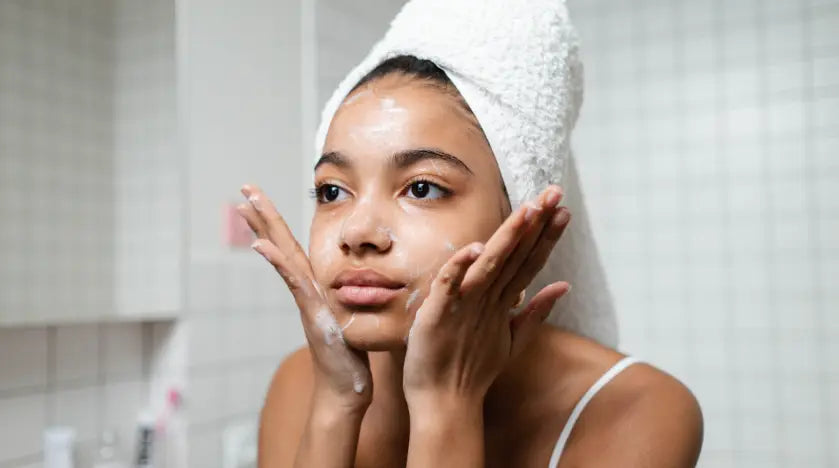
left=336, top=309, right=412, bottom=352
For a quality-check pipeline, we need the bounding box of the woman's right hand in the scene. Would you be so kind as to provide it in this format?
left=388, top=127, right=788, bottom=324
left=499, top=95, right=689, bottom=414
left=238, top=184, right=372, bottom=414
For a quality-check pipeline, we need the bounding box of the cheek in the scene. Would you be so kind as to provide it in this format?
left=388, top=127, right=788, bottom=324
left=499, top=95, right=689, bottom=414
left=308, top=218, right=342, bottom=279
left=392, top=215, right=468, bottom=285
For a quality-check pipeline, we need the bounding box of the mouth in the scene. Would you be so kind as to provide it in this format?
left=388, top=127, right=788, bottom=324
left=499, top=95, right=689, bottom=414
left=334, top=285, right=406, bottom=307
left=331, top=268, right=407, bottom=308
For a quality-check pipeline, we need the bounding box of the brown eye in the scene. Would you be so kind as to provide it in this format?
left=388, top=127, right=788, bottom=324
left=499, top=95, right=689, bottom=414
left=405, top=180, right=449, bottom=200
left=410, top=181, right=430, bottom=198
left=316, top=184, right=348, bottom=203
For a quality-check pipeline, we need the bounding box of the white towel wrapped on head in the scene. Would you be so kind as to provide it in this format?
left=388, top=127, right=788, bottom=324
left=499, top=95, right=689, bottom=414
left=314, top=0, right=618, bottom=347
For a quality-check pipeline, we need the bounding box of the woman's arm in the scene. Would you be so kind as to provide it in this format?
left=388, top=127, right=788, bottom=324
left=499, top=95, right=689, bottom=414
left=403, top=186, right=572, bottom=467
left=406, top=395, right=485, bottom=468
left=294, top=392, right=367, bottom=467
left=556, top=364, right=703, bottom=468
left=258, top=348, right=369, bottom=468
left=240, top=185, right=373, bottom=468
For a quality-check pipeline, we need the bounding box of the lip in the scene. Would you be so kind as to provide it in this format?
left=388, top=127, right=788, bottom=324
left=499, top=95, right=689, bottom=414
left=332, top=268, right=406, bottom=307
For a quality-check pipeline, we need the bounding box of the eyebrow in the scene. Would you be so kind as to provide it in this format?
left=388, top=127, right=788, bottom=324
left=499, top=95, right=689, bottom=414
left=314, top=148, right=474, bottom=175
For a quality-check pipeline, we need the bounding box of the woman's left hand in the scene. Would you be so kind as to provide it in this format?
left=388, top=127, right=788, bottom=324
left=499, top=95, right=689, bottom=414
left=403, top=185, right=572, bottom=408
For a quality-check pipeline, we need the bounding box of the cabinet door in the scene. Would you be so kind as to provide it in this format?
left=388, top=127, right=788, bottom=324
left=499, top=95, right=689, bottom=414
left=0, top=0, right=181, bottom=325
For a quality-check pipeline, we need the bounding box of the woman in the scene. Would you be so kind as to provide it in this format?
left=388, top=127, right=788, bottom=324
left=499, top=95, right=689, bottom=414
left=243, top=1, right=702, bottom=466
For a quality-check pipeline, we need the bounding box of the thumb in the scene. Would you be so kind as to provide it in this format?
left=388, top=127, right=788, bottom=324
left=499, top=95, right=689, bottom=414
left=509, top=282, right=571, bottom=357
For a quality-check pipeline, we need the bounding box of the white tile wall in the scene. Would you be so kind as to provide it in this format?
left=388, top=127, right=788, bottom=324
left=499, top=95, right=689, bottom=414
left=0, top=0, right=175, bottom=465
left=54, top=325, right=99, bottom=385
left=113, top=0, right=182, bottom=317
left=0, top=324, right=148, bottom=466
left=0, top=0, right=115, bottom=325
left=568, top=0, right=839, bottom=466
left=315, top=0, right=407, bottom=111
left=8, top=0, right=832, bottom=466
left=174, top=0, right=315, bottom=465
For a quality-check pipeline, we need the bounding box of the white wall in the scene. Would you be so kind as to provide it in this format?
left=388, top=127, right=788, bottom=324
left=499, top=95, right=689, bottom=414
left=6, top=0, right=833, bottom=466
left=0, top=0, right=309, bottom=465
left=114, top=0, right=182, bottom=316
left=0, top=0, right=115, bottom=324
left=175, top=0, right=307, bottom=465
left=314, top=0, right=405, bottom=111
left=0, top=2, right=152, bottom=466
left=568, top=0, right=839, bottom=466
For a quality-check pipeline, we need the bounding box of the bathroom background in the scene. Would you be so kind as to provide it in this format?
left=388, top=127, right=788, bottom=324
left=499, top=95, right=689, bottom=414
left=0, top=0, right=836, bottom=467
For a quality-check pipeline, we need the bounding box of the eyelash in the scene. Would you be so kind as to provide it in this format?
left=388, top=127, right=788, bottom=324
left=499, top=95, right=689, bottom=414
left=403, top=177, right=453, bottom=199
left=308, top=178, right=452, bottom=204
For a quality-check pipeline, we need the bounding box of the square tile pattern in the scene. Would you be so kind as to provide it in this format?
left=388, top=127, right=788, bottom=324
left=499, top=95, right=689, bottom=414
left=1, top=0, right=836, bottom=467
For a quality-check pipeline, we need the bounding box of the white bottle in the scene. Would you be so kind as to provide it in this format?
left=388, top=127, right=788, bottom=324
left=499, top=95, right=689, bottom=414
left=44, top=426, right=76, bottom=468
left=162, top=388, right=187, bottom=468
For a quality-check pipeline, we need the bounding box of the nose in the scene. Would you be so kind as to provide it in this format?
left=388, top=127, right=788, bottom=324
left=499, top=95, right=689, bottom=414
left=339, top=199, right=393, bottom=256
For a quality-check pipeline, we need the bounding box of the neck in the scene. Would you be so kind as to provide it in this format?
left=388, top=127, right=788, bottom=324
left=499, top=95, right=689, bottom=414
left=360, top=349, right=410, bottom=466
left=369, top=347, right=409, bottom=408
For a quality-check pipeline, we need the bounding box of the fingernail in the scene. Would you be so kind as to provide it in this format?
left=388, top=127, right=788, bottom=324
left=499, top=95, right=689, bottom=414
left=248, top=194, right=261, bottom=210
left=251, top=239, right=262, bottom=252
left=544, top=189, right=560, bottom=209
left=524, top=203, right=541, bottom=222
left=553, top=209, right=570, bottom=227
left=553, top=187, right=564, bottom=208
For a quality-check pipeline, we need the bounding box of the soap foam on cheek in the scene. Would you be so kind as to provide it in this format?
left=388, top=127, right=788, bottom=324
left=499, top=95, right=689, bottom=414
left=405, top=289, right=421, bottom=311
left=313, top=227, right=341, bottom=278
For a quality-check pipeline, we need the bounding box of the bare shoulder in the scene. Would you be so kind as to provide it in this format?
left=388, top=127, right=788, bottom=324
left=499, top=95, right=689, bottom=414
left=258, top=346, right=314, bottom=468
left=549, top=331, right=704, bottom=467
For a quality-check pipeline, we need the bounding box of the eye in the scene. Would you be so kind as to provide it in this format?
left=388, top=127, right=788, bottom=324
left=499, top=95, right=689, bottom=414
left=405, top=180, right=449, bottom=200
left=314, top=184, right=350, bottom=203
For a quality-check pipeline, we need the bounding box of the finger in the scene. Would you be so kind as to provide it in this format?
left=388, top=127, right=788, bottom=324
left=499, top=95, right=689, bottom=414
left=460, top=193, right=545, bottom=293
left=510, top=281, right=571, bottom=357
left=236, top=202, right=269, bottom=239
left=251, top=238, right=321, bottom=307
left=420, top=242, right=484, bottom=322
left=487, top=185, right=563, bottom=305
left=499, top=207, right=571, bottom=306
left=243, top=184, right=310, bottom=271
left=435, top=242, right=485, bottom=295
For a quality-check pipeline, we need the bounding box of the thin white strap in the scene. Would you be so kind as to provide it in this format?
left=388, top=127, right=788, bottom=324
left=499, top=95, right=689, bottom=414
left=548, top=356, right=640, bottom=468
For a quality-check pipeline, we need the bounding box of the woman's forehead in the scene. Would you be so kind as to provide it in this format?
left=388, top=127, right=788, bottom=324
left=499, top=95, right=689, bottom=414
left=323, top=79, right=494, bottom=171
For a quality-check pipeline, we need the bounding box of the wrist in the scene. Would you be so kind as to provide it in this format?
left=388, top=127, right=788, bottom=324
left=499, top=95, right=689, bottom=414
left=312, top=384, right=371, bottom=422
left=407, top=391, right=484, bottom=430
left=297, top=387, right=368, bottom=468
left=406, top=393, right=485, bottom=468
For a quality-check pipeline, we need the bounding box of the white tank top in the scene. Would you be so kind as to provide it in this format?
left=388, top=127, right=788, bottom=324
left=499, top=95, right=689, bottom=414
left=547, top=356, right=640, bottom=467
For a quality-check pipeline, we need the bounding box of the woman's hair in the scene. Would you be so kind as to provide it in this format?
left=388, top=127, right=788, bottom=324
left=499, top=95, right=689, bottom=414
left=347, top=54, right=509, bottom=204
left=349, top=55, right=469, bottom=111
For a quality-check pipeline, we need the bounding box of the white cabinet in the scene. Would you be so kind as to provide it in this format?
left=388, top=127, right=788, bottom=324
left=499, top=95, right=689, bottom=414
left=0, top=0, right=182, bottom=325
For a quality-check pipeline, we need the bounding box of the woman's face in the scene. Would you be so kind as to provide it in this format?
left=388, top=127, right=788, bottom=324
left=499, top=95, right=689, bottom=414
left=309, top=73, right=509, bottom=351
